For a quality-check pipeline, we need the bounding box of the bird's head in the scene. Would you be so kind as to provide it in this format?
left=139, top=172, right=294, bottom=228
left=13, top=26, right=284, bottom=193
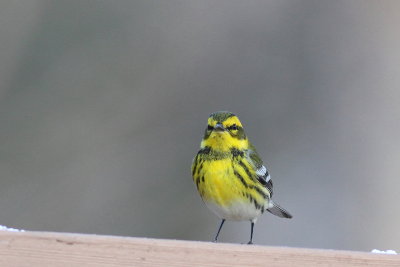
left=200, top=111, right=248, bottom=151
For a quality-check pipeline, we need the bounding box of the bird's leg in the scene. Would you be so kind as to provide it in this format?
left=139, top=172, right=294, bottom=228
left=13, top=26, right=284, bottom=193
left=213, top=219, right=225, bottom=242
left=247, top=221, right=255, bottom=244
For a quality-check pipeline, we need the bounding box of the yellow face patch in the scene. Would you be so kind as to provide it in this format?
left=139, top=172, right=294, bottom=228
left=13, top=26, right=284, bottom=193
left=221, top=116, right=243, bottom=128
left=201, top=115, right=248, bottom=151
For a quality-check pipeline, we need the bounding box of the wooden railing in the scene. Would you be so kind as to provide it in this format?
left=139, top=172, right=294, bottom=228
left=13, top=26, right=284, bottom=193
left=0, top=231, right=398, bottom=266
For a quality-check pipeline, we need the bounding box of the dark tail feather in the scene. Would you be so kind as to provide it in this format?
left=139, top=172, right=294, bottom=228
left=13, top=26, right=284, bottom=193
left=267, top=201, right=292, bottom=219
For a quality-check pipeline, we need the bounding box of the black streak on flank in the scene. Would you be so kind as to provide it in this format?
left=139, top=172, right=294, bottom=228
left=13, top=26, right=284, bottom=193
left=192, top=156, right=204, bottom=177
left=251, top=185, right=268, bottom=199
left=192, top=157, right=198, bottom=177
left=196, top=161, right=203, bottom=176
left=238, top=160, right=253, bottom=181
left=234, top=170, right=249, bottom=188
left=246, top=193, right=263, bottom=211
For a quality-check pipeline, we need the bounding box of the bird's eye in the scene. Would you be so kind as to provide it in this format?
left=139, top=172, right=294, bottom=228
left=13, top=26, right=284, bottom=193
left=207, top=125, right=213, bottom=131
left=229, top=124, right=238, bottom=131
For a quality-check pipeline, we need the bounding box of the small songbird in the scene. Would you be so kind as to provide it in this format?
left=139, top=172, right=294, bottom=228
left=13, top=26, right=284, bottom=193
left=191, top=111, right=292, bottom=244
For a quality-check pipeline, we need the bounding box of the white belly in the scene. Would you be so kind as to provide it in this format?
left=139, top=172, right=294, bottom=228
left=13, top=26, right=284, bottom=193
left=204, top=200, right=263, bottom=222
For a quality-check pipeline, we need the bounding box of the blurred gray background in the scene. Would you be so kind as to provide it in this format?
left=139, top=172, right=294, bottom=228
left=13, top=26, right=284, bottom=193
left=1, top=0, right=399, bottom=252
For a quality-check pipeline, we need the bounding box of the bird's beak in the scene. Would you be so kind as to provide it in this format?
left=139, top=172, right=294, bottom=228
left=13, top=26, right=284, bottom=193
left=214, top=123, right=225, bottom=132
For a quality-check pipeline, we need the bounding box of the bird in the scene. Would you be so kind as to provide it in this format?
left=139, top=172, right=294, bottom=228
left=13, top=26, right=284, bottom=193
left=191, top=111, right=292, bottom=244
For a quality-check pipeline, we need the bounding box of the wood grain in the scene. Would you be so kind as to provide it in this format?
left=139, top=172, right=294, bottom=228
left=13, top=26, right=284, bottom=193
left=0, top=231, right=398, bottom=266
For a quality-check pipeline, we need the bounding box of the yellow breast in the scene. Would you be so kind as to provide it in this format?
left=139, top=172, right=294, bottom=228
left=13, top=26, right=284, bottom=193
left=195, top=158, right=268, bottom=221
left=197, top=158, right=244, bottom=206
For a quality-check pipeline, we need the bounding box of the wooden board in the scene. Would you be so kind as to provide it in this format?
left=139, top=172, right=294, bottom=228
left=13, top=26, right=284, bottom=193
left=0, top=231, right=398, bottom=266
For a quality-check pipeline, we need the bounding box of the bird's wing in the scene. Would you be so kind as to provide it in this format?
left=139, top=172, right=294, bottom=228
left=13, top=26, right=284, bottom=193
left=249, top=144, right=292, bottom=218
left=247, top=142, right=273, bottom=197
left=248, top=143, right=292, bottom=218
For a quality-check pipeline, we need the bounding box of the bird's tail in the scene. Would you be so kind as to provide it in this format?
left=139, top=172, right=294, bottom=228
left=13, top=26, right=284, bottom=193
left=266, top=200, right=292, bottom=219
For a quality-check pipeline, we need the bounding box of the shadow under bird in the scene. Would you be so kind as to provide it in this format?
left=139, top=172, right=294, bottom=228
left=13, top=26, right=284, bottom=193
left=192, top=111, right=292, bottom=244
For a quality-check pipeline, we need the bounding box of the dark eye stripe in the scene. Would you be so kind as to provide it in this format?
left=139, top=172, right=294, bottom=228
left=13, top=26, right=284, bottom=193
left=229, top=126, right=246, bottom=140
left=227, top=124, right=239, bottom=130
left=207, top=125, right=213, bottom=130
